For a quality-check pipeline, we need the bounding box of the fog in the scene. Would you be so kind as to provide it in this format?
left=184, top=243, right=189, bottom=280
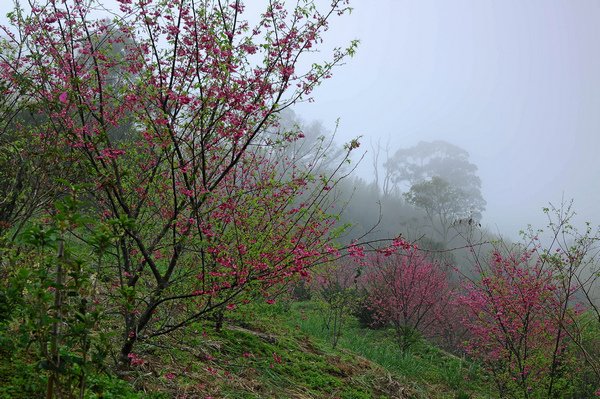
left=2, top=0, right=600, bottom=239
left=290, top=0, right=600, bottom=239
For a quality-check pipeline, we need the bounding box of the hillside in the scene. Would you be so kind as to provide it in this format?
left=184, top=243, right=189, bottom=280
left=1, top=299, right=495, bottom=399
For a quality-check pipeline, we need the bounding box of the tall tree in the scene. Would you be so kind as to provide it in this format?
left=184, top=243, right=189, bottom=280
left=1, top=0, right=358, bottom=373
left=384, top=140, right=485, bottom=241
left=404, top=176, right=480, bottom=242
left=384, top=141, right=480, bottom=190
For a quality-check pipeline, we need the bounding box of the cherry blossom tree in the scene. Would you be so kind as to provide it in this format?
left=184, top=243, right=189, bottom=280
left=0, top=0, right=358, bottom=371
left=361, top=243, right=452, bottom=351
left=459, top=247, right=576, bottom=398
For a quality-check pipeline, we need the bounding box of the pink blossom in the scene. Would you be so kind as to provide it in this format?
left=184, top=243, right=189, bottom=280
left=164, top=372, right=176, bottom=381
left=98, top=148, right=126, bottom=160
left=59, top=92, right=68, bottom=104
left=127, top=353, right=145, bottom=366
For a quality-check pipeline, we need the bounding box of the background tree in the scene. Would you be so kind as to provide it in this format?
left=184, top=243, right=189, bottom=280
left=384, top=140, right=483, bottom=198
left=370, top=137, right=394, bottom=197
left=382, top=140, right=485, bottom=245
left=312, top=260, right=361, bottom=348
left=276, top=109, right=348, bottom=174
left=0, top=38, right=57, bottom=238
left=404, top=176, right=480, bottom=243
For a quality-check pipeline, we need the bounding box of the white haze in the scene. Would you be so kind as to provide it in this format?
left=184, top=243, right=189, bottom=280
left=293, top=0, right=600, bottom=239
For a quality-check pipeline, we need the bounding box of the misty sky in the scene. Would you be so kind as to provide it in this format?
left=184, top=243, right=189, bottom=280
left=2, top=1, right=599, bottom=239
left=290, top=0, right=600, bottom=238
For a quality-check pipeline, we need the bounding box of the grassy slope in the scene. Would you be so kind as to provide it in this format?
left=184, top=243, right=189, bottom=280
left=279, top=301, right=495, bottom=399
left=0, top=300, right=495, bottom=398
left=125, top=300, right=494, bottom=398
left=125, top=307, right=415, bottom=398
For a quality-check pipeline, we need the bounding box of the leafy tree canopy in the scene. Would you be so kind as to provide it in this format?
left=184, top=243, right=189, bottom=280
left=385, top=140, right=485, bottom=221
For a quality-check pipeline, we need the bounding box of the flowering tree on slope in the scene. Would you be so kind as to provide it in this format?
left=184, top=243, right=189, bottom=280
left=459, top=247, right=577, bottom=398
left=362, top=246, right=452, bottom=351
left=0, top=0, right=358, bottom=371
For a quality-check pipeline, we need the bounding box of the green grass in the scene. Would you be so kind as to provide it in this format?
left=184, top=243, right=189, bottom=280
left=1, top=299, right=496, bottom=398
left=138, top=310, right=409, bottom=398
left=0, top=350, right=156, bottom=399
left=267, top=301, right=496, bottom=399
